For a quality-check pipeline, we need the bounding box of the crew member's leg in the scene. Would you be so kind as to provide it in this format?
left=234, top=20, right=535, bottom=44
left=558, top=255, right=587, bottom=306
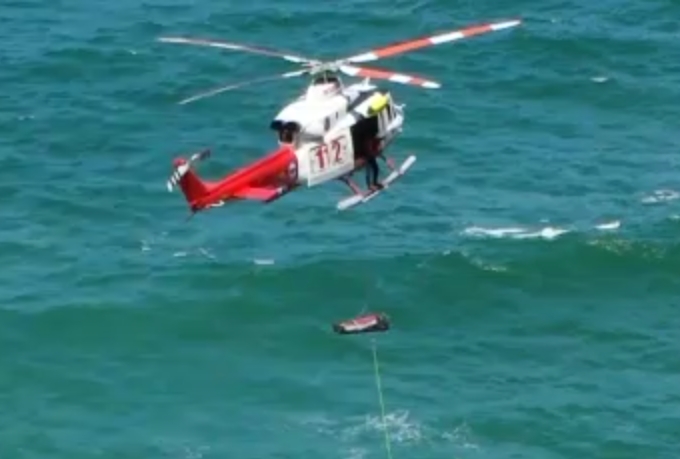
left=365, top=156, right=382, bottom=190
left=368, top=138, right=384, bottom=190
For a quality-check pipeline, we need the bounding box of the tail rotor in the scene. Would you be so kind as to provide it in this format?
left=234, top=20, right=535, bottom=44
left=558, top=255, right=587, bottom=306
left=167, top=148, right=211, bottom=192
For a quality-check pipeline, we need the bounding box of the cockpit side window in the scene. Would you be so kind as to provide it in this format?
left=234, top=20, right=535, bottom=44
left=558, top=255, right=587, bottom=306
left=276, top=121, right=300, bottom=144
left=279, top=128, right=294, bottom=143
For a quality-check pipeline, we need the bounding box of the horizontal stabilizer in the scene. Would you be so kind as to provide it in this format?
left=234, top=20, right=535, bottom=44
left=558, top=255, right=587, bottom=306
left=232, top=186, right=282, bottom=201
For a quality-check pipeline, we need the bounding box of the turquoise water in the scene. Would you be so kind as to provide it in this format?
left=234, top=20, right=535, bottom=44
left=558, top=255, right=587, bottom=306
left=2, top=0, right=680, bottom=457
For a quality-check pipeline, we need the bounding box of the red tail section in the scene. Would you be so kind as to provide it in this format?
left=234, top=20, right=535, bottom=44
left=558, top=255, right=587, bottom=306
left=171, top=158, right=212, bottom=203
left=167, top=146, right=299, bottom=212
left=166, top=149, right=215, bottom=211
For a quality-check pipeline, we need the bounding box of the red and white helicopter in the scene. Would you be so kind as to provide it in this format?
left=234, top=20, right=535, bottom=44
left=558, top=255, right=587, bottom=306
left=160, top=18, right=521, bottom=214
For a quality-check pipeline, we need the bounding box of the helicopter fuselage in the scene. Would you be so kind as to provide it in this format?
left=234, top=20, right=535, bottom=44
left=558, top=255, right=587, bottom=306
left=269, top=77, right=405, bottom=188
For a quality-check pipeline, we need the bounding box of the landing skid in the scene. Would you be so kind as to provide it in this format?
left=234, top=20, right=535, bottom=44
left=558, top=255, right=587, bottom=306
left=337, top=155, right=416, bottom=211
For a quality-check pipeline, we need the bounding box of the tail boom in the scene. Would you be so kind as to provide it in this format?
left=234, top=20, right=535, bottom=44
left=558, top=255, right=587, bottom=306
left=168, top=145, right=299, bottom=212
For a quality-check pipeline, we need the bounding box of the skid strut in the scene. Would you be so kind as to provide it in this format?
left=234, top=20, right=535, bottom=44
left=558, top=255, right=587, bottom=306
left=340, top=176, right=363, bottom=195
left=339, top=154, right=396, bottom=194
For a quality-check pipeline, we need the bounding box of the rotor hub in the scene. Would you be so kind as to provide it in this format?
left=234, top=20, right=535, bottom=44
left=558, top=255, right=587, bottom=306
left=307, top=61, right=341, bottom=75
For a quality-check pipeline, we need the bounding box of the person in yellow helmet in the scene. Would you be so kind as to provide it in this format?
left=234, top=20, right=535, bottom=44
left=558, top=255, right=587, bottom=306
left=363, top=94, right=390, bottom=192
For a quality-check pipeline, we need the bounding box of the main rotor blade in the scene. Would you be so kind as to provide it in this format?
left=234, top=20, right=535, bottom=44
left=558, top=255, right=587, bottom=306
left=157, top=36, right=314, bottom=64
left=178, top=69, right=308, bottom=105
left=339, top=64, right=440, bottom=89
left=340, top=19, right=521, bottom=64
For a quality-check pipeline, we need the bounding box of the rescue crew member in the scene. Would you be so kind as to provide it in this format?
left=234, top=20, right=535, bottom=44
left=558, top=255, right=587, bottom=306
left=363, top=92, right=390, bottom=191
left=364, top=138, right=383, bottom=191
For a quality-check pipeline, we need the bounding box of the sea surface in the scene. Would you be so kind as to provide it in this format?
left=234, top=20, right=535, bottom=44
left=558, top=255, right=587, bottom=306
left=2, top=0, right=680, bottom=457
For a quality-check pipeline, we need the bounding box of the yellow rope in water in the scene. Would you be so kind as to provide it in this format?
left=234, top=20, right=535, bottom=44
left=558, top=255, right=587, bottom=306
left=371, top=339, right=393, bottom=459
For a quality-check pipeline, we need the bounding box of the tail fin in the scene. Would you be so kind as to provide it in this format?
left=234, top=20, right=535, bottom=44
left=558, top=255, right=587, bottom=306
left=166, top=149, right=212, bottom=207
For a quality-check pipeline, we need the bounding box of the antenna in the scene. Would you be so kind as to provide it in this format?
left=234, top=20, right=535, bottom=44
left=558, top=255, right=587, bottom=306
left=371, top=338, right=393, bottom=459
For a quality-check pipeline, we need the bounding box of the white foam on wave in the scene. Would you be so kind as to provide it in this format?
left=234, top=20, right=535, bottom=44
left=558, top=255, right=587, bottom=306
left=462, top=226, right=570, bottom=240
left=254, top=258, right=275, bottom=265
left=641, top=189, right=680, bottom=204
left=356, top=410, right=424, bottom=444
left=298, top=409, right=480, bottom=454
left=462, top=227, right=528, bottom=238
left=198, top=247, right=216, bottom=260
left=441, top=421, right=479, bottom=450
left=469, top=257, right=508, bottom=272
left=595, top=220, right=621, bottom=230
left=513, top=227, right=570, bottom=239
left=139, top=231, right=170, bottom=253
left=462, top=219, right=625, bottom=239
left=170, top=248, right=217, bottom=260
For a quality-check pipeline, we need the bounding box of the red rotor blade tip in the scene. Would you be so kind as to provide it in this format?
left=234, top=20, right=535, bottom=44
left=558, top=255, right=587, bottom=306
left=343, top=18, right=522, bottom=63
left=340, top=65, right=440, bottom=89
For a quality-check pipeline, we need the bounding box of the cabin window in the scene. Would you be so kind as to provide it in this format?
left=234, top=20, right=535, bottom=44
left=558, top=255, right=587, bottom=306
left=274, top=121, right=301, bottom=145
left=297, top=132, right=320, bottom=144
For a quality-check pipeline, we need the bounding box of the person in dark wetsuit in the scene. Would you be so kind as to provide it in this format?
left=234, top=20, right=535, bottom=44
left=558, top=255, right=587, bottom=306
left=365, top=156, right=382, bottom=191
left=363, top=138, right=383, bottom=191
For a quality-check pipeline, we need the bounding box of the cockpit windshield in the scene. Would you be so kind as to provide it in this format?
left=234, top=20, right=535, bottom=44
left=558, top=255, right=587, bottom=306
left=312, top=72, right=340, bottom=86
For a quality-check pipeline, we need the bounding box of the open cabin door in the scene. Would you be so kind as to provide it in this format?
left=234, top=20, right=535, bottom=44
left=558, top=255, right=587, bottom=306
left=374, top=93, right=398, bottom=141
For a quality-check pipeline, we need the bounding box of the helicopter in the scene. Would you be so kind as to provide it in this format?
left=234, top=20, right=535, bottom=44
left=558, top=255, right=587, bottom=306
left=160, top=18, right=521, bottom=213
